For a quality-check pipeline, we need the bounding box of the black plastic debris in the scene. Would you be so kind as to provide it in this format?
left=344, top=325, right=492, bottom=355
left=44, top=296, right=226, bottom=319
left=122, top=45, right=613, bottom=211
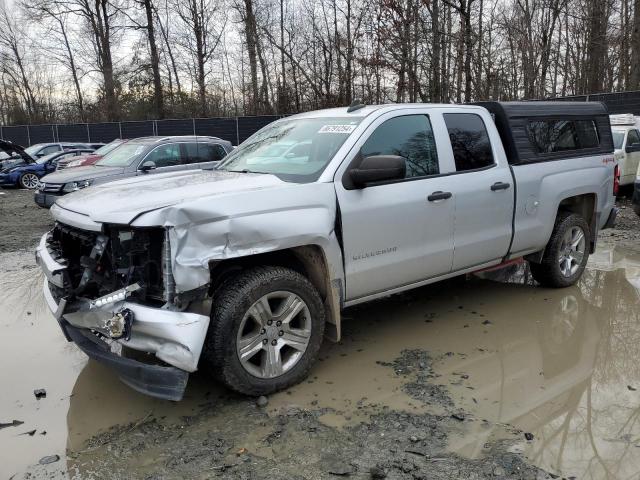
left=628, top=385, right=637, bottom=391
left=524, top=432, right=534, bottom=441
left=481, top=320, right=492, bottom=325
left=21, top=430, right=37, bottom=436
left=0, top=420, right=24, bottom=430
left=34, top=389, right=46, bottom=399
left=39, top=455, right=60, bottom=465
left=451, top=413, right=465, bottom=421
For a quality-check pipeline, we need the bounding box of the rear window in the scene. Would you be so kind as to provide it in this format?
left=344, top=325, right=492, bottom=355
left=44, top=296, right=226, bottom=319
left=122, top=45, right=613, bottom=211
left=443, top=113, right=495, bottom=171
left=527, top=119, right=599, bottom=154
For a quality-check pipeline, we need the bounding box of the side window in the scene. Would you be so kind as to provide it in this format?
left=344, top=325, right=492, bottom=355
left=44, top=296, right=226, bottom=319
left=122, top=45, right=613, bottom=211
left=184, top=143, right=227, bottom=163
left=526, top=119, right=599, bottom=154
left=360, top=115, right=439, bottom=179
left=443, top=113, right=495, bottom=172
left=41, top=145, right=61, bottom=156
left=627, top=129, right=640, bottom=147
left=145, top=144, right=181, bottom=168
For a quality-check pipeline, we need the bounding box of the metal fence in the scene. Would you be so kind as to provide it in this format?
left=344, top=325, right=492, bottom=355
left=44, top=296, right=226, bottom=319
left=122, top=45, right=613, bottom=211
left=4, top=91, right=640, bottom=147
left=549, top=90, right=640, bottom=115
left=0, top=115, right=283, bottom=147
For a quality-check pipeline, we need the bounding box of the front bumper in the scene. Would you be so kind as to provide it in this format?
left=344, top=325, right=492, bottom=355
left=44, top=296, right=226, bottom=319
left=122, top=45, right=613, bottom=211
left=34, top=191, right=62, bottom=208
left=37, top=232, right=210, bottom=401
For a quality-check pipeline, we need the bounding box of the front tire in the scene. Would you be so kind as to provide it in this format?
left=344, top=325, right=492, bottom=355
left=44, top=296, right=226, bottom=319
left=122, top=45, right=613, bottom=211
left=529, top=211, right=590, bottom=288
left=201, top=266, right=326, bottom=396
left=19, top=172, right=40, bottom=189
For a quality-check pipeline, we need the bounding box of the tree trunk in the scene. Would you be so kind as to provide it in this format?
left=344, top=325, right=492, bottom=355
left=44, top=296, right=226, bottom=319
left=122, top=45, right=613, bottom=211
left=143, top=0, right=164, bottom=118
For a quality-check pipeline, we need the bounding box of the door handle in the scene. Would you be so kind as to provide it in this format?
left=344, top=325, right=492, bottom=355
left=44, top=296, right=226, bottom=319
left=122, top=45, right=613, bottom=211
left=490, top=182, right=511, bottom=191
left=427, top=191, right=452, bottom=201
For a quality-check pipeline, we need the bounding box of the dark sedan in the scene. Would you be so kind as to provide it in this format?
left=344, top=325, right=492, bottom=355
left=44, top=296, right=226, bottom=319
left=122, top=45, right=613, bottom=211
left=35, top=135, right=232, bottom=208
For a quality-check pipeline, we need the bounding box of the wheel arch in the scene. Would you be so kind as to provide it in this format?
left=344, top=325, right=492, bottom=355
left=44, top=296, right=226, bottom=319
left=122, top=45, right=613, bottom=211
left=557, top=193, right=597, bottom=253
left=208, top=245, right=343, bottom=342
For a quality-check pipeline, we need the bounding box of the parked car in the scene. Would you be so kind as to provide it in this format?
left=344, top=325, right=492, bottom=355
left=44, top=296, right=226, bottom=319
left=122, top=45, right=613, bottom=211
left=611, top=122, right=640, bottom=188
left=0, top=149, right=95, bottom=189
left=23, top=142, right=94, bottom=159
left=56, top=139, right=127, bottom=170
left=36, top=102, right=616, bottom=401
left=0, top=139, right=34, bottom=171
left=34, top=135, right=232, bottom=208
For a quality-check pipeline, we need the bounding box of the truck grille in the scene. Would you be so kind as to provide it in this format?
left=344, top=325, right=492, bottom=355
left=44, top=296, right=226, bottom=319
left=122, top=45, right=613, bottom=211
left=49, top=223, right=166, bottom=304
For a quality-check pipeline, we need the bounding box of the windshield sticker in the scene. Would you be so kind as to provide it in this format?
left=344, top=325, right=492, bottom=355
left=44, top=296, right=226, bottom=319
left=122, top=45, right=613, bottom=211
left=318, top=124, right=357, bottom=134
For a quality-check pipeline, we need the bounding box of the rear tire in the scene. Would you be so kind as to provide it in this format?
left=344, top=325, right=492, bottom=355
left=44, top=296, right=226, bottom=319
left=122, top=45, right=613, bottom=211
left=201, top=266, right=325, bottom=396
left=529, top=211, right=590, bottom=288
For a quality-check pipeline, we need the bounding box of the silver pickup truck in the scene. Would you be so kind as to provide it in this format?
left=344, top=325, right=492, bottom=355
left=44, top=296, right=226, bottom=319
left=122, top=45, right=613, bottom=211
left=36, top=102, right=617, bottom=400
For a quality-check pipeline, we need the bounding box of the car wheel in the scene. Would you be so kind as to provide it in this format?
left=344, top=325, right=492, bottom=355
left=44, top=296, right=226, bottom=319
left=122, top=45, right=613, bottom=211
left=529, top=211, right=590, bottom=288
left=201, top=266, right=326, bottom=396
left=19, top=173, right=40, bottom=189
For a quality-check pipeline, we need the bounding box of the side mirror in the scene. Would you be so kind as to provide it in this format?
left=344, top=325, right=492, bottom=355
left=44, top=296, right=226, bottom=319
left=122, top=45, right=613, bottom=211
left=349, top=155, right=406, bottom=188
left=139, top=160, right=157, bottom=172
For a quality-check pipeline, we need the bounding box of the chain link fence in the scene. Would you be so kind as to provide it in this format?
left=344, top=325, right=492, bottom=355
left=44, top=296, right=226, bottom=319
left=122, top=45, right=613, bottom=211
left=0, top=115, right=283, bottom=147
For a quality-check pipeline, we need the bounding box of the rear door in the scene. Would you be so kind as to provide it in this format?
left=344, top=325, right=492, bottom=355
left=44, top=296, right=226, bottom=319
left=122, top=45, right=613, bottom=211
left=183, top=142, right=228, bottom=170
left=441, top=112, right=514, bottom=270
left=335, top=110, right=457, bottom=301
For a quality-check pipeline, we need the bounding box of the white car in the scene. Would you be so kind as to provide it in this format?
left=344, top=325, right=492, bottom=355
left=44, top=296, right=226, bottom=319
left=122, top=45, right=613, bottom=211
left=610, top=115, right=640, bottom=187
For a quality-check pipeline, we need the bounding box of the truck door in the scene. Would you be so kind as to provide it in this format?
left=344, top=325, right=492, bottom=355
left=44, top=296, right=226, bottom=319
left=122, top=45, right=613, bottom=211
left=335, top=112, right=455, bottom=301
left=441, top=113, right=515, bottom=270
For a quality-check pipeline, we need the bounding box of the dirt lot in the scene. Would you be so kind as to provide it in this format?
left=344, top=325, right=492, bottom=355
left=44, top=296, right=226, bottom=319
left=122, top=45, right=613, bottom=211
left=1, top=189, right=640, bottom=480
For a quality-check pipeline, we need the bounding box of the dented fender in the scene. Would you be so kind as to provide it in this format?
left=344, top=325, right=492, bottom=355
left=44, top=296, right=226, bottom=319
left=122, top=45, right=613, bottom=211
left=131, top=181, right=346, bottom=337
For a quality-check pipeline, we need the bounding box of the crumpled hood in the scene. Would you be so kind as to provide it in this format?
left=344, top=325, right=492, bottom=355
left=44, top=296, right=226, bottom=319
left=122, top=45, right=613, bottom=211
left=41, top=165, right=125, bottom=183
left=55, top=169, right=288, bottom=224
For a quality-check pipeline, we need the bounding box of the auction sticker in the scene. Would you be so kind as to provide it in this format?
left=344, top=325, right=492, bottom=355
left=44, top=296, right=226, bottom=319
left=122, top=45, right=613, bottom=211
left=318, top=125, right=357, bottom=134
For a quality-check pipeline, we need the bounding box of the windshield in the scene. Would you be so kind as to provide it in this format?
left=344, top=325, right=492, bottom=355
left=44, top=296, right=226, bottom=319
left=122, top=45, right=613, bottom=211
left=612, top=130, right=625, bottom=150
left=24, top=144, right=44, bottom=156
left=96, top=143, right=147, bottom=167
left=94, top=140, right=124, bottom=156
left=217, top=117, right=363, bottom=182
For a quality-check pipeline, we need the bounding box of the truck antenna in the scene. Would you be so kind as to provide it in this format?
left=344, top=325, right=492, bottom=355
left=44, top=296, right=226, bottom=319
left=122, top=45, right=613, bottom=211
left=347, top=99, right=366, bottom=113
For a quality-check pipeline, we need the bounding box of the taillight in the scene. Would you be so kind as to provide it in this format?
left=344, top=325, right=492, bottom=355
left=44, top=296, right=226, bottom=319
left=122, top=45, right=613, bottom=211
left=613, top=164, right=620, bottom=195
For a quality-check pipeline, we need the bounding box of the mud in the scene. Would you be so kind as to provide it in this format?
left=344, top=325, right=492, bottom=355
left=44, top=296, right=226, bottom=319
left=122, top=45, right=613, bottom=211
left=1, top=189, right=640, bottom=479
left=0, top=189, right=54, bottom=253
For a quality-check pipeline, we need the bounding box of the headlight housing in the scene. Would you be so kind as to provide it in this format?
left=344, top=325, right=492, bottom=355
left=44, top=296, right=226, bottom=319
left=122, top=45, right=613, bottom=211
left=63, top=179, right=93, bottom=193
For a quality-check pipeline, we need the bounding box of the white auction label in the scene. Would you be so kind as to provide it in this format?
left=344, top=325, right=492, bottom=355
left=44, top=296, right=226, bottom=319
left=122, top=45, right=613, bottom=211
left=318, top=124, right=357, bottom=134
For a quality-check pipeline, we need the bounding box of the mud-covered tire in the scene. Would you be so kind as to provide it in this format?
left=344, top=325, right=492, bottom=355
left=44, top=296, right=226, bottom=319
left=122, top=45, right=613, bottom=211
left=529, top=211, right=590, bottom=288
left=201, top=266, right=325, bottom=396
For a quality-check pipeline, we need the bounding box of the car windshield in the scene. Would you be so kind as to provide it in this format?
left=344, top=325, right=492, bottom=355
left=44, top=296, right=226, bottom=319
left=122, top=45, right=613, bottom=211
left=96, top=143, right=147, bottom=167
left=94, top=140, right=124, bottom=156
left=612, top=130, right=625, bottom=150
left=36, top=152, right=60, bottom=164
left=217, top=117, right=363, bottom=182
left=24, top=144, right=45, bottom=156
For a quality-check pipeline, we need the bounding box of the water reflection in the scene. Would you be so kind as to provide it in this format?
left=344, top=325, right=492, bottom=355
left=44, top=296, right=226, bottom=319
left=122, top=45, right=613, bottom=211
left=3, top=246, right=640, bottom=479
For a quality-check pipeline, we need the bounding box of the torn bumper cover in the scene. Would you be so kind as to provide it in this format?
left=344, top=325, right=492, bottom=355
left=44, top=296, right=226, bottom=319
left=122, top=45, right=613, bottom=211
left=37, top=232, right=210, bottom=401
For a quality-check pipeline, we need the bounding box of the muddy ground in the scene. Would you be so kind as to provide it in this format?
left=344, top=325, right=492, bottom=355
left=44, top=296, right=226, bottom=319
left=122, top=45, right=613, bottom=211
left=1, top=188, right=640, bottom=480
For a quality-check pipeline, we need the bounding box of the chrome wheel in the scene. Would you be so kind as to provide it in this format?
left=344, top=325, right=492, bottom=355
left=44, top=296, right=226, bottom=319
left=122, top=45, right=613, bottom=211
left=20, top=173, right=39, bottom=189
left=236, top=291, right=312, bottom=379
left=557, top=226, right=586, bottom=277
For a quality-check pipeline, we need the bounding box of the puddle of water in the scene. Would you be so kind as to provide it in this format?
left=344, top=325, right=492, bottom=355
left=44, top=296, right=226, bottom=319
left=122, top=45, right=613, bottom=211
left=2, top=245, right=640, bottom=479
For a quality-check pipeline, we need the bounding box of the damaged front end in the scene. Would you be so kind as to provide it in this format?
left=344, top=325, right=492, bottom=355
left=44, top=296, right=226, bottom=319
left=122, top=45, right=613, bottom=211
left=36, top=223, right=210, bottom=401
